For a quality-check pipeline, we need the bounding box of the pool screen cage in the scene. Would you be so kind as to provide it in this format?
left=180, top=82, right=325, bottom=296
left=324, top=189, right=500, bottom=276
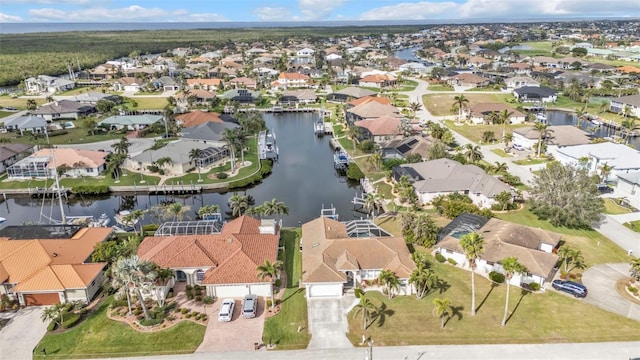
left=344, top=220, right=392, bottom=238
left=154, top=220, right=222, bottom=236
left=7, top=155, right=50, bottom=178
left=195, top=147, right=229, bottom=168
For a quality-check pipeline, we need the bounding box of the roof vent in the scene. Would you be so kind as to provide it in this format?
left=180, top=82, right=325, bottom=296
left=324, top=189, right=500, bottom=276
left=312, top=242, right=319, bottom=248
left=52, top=252, right=58, bottom=257
left=226, top=238, right=233, bottom=243
left=327, top=226, right=331, bottom=231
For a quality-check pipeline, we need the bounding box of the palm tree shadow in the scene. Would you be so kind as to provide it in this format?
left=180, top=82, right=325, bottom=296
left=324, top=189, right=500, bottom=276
left=373, top=303, right=395, bottom=327
left=280, top=288, right=302, bottom=304
left=431, top=278, right=450, bottom=295
left=505, top=289, right=530, bottom=325
left=476, top=282, right=499, bottom=314
left=444, top=305, right=464, bottom=327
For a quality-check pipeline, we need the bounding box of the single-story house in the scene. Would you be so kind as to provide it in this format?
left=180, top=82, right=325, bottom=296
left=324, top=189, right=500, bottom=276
left=465, top=103, right=526, bottom=125
left=504, top=76, right=539, bottom=89
left=137, top=216, right=280, bottom=299
left=0, top=227, right=112, bottom=306
left=354, top=116, right=403, bottom=143
left=380, top=136, right=433, bottom=161
left=609, top=94, right=640, bottom=118
left=175, top=110, right=227, bottom=128
left=297, top=48, right=315, bottom=57
left=31, top=100, right=96, bottom=121
left=186, top=78, right=224, bottom=91
left=550, top=142, right=640, bottom=182
left=228, top=77, right=257, bottom=89
left=278, top=89, right=318, bottom=105
left=358, top=74, right=397, bottom=88
left=346, top=101, right=401, bottom=123
left=7, top=148, right=107, bottom=179
left=153, top=76, right=180, bottom=91
left=513, top=125, right=591, bottom=151
left=0, top=143, right=34, bottom=174
left=99, top=114, right=163, bottom=131
left=326, top=87, right=376, bottom=102
left=220, top=89, right=260, bottom=104
left=437, top=215, right=560, bottom=287
left=112, top=77, right=144, bottom=92
left=25, top=75, right=75, bottom=94
left=181, top=121, right=240, bottom=142
left=513, top=86, right=557, bottom=103
left=301, top=217, right=416, bottom=297
left=3, top=115, right=48, bottom=135
left=73, top=92, right=122, bottom=105
left=129, top=140, right=229, bottom=175
left=178, top=89, right=217, bottom=107
left=447, top=73, right=490, bottom=88
left=393, top=158, right=512, bottom=209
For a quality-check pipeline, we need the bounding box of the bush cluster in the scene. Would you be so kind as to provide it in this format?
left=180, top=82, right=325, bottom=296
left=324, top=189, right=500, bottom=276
left=435, top=253, right=446, bottom=263
left=72, top=184, right=110, bottom=195
left=489, top=271, right=505, bottom=284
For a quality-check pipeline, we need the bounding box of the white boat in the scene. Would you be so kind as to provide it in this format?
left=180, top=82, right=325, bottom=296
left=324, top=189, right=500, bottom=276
left=0, top=217, right=5, bottom=224
left=535, top=112, right=547, bottom=123
left=114, top=210, right=138, bottom=229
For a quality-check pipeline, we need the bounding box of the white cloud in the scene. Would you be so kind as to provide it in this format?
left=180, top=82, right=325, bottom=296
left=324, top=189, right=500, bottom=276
left=187, top=13, right=229, bottom=22
left=0, top=13, right=24, bottom=22
left=359, top=1, right=457, bottom=20
left=253, top=7, right=292, bottom=21
left=297, top=0, right=346, bottom=20
left=12, top=0, right=92, bottom=4
left=28, top=5, right=191, bottom=21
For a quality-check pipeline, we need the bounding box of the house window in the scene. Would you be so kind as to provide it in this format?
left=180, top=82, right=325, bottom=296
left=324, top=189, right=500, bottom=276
left=90, top=280, right=96, bottom=287
left=445, top=249, right=453, bottom=254
left=486, top=261, right=494, bottom=266
left=196, top=270, right=205, bottom=283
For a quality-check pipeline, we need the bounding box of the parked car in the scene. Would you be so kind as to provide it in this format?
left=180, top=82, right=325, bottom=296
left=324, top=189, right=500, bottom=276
left=4, top=106, right=16, bottom=111
left=552, top=280, right=588, bottom=298
left=596, top=183, right=613, bottom=194
left=218, top=298, right=235, bottom=322
left=242, top=294, right=258, bottom=318
left=512, top=143, right=524, bottom=151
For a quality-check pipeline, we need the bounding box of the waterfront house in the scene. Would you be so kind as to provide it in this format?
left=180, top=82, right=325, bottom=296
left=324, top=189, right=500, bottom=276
left=609, top=94, right=640, bottom=118
left=615, top=172, right=640, bottom=205
left=513, top=86, right=557, bottom=103
left=0, top=143, right=34, bottom=174
left=380, top=136, right=433, bottom=161
left=129, top=140, right=229, bottom=175
left=271, top=72, right=312, bottom=90
left=181, top=121, right=240, bottom=142
left=465, top=103, right=526, bottom=125
left=354, top=116, right=403, bottom=143
left=392, top=158, right=512, bottom=209
left=301, top=217, right=415, bottom=297
left=31, top=100, right=95, bottom=121
left=7, top=148, right=107, bottom=179
left=358, top=73, right=397, bottom=88
left=112, top=77, right=144, bottom=92
left=504, top=76, right=539, bottom=89
left=175, top=110, right=227, bottom=128
left=220, top=89, right=260, bottom=104
left=177, top=89, right=217, bottom=107
left=99, top=114, right=163, bottom=131
left=3, top=115, right=48, bottom=135
left=550, top=142, right=640, bottom=182
left=137, top=216, right=279, bottom=299
left=186, top=78, right=224, bottom=91
left=228, top=77, right=258, bottom=89
left=0, top=227, right=112, bottom=306
left=278, top=89, right=318, bottom=105
left=326, top=87, right=376, bottom=102
left=25, top=75, right=75, bottom=94
left=346, top=101, right=401, bottom=124
left=437, top=215, right=560, bottom=287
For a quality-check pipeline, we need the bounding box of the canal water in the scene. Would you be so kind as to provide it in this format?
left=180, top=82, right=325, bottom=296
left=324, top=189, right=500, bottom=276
left=0, top=113, right=365, bottom=228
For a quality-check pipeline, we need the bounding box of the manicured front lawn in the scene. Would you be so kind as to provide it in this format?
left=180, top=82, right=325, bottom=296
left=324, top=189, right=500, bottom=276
left=512, top=158, right=549, bottom=166
left=603, top=198, right=633, bottom=215
left=0, top=171, right=160, bottom=190
left=346, top=257, right=640, bottom=345
left=34, top=298, right=206, bottom=359
left=427, top=84, right=454, bottom=91
left=262, top=228, right=311, bottom=350
left=423, top=93, right=515, bottom=117
left=442, top=120, right=529, bottom=144
left=125, top=97, right=169, bottom=110
left=0, top=96, right=46, bottom=110
left=491, top=148, right=512, bottom=157
left=497, top=206, right=630, bottom=266
left=624, top=220, right=640, bottom=233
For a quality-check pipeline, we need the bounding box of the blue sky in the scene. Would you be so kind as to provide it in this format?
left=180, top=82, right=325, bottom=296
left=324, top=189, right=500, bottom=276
left=0, top=0, right=637, bottom=23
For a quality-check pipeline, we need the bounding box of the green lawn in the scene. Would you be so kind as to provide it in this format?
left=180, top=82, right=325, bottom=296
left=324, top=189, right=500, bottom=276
left=0, top=117, right=124, bottom=145
left=603, top=198, right=633, bottom=215
left=346, top=256, right=640, bottom=346
left=423, top=94, right=515, bottom=117
left=497, top=206, right=630, bottom=266
left=512, top=158, right=549, bottom=166
left=262, top=228, right=311, bottom=350
left=442, top=120, right=528, bottom=144
left=624, top=220, right=640, bottom=233
left=0, top=111, right=15, bottom=118
left=0, top=97, right=46, bottom=110
left=490, top=149, right=512, bottom=158
left=125, top=97, right=169, bottom=110
left=0, top=171, right=160, bottom=190
left=34, top=298, right=206, bottom=359
left=427, top=85, right=454, bottom=91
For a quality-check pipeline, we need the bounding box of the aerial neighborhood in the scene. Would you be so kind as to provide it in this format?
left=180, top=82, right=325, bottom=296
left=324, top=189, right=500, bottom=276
left=0, top=17, right=640, bottom=359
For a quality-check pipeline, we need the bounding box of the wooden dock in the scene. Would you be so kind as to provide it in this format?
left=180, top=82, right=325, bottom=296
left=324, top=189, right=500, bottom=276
left=237, top=107, right=323, bottom=114
left=110, top=184, right=202, bottom=195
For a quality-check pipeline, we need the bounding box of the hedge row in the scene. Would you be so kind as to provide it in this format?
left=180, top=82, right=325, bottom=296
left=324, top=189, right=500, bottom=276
left=72, top=184, right=110, bottom=195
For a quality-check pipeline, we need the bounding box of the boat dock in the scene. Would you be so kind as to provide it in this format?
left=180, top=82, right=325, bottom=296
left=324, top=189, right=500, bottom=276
left=333, top=149, right=350, bottom=171
left=1, top=187, right=72, bottom=198
left=314, top=120, right=334, bottom=136
left=258, top=129, right=279, bottom=160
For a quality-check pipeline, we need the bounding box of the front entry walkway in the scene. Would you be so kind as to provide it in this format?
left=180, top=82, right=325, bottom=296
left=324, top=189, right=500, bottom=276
left=306, top=296, right=355, bottom=349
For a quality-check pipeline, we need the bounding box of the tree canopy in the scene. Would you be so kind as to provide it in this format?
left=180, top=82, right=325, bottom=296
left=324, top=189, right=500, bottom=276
left=529, top=161, right=604, bottom=228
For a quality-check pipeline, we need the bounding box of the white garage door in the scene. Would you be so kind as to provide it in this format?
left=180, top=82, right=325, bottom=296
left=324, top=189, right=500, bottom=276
left=308, top=284, right=342, bottom=297
left=211, top=285, right=248, bottom=298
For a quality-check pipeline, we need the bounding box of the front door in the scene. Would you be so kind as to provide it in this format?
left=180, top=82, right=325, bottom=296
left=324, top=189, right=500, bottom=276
left=176, top=270, right=187, bottom=282
left=345, top=271, right=354, bottom=288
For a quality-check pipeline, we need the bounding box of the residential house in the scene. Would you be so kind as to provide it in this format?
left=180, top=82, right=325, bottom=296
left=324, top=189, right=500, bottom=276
left=513, top=125, right=591, bottom=151
left=220, top=89, right=260, bottom=104
left=380, top=136, right=433, bottom=161
left=228, top=77, right=258, bottom=89
left=551, top=142, right=640, bottom=182
left=447, top=73, right=490, bottom=88
left=466, top=103, right=526, bottom=125
left=271, top=72, right=312, bottom=90
left=0, top=227, right=112, bottom=306
left=181, top=121, right=240, bottom=142
left=301, top=217, right=416, bottom=297
left=347, top=95, right=392, bottom=109
left=392, top=158, right=512, bottom=209
left=99, top=114, right=163, bottom=131
left=112, top=77, right=144, bottom=92
left=186, top=78, right=224, bottom=91
left=0, top=143, right=34, bottom=174
left=129, top=140, right=229, bottom=175
left=73, top=92, right=122, bottom=105
left=178, top=89, right=217, bottom=108
left=346, top=101, right=400, bottom=124
left=137, top=216, right=279, bottom=299
left=326, top=87, right=376, bottom=102
left=609, top=94, right=640, bottom=117
left=278, top=89, right=318, bottom=105
left=90, top=64, right=119, bottom=80
left=152, top=76, right=180, bottom=91
left=358, top=74, right=397, bottom=89
left=25, top=75, right=75, bottom=94
left=437, top=215, right=560, bottom=287
left=8, top=148, right=107, bottom=179
left=615, top=172, right=640, bottom=203
left=504, top=76, right=539, bottom=89
left=513, top=86, right=557, bottom=103
left=297, top=48, right=315, bottom=57
left=507, top=63, right=532, bottom=75
left=31, top=100, right=95, bottom=121
left=3, top=115, right=48, bottom=135
left=354, top=116, right=403, bottom=144
left=175, top=110, right=226, bottom=128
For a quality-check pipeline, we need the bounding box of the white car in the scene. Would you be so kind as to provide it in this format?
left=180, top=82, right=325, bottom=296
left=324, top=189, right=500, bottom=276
left=512, top=144, right=524, bottom=151
left=218, top=298, right=235, bottom=322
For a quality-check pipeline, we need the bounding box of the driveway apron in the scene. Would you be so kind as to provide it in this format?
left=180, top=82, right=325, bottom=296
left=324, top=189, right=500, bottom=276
left=582, top=263, right=640, bottom=321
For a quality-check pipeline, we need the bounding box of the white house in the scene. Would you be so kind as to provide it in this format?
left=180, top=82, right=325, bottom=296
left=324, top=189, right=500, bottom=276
left=609, top=94, right=640, bottom=118
left=3, top=115, right=48, bottom=135
left=550, top=142, right=640, bottom=181
left=7, top=148, right=107, bottom=179
left=25, top=75, right=75, bottom=94
left=99, top=114, right=163, bottom=131
left=615, top=172, right=640, bottom=206
left=437, top=215, right=560, bottom=287
left=301, top=217, right=415, bottom=298
left=297, top=48, right=315, bottom=57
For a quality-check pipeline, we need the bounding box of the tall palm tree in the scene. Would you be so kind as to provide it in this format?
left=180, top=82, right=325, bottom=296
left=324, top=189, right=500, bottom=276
left=503, top=133, right=513, bottom=148
left=222, top=128, right=238, bottom=172
left=378, top=269, right=400, bottom=299
left=347, top=125, right=360, bottom=150
left=352, top=296, right=377, bottom=331
left=155, top=157, right=173, bottom=173
left=363, top=192, right=382, bottom=216
left=494, top=161, right=508, bottom=174
left=107, top=153, right=127, bottom=181
left=409, top=264, right=437, bottom=299
left=574, top=107, right=587, bottom=128
left=599, top=163, right=614, bottom=183
left=451, top=95, right=469, bottom=124
left=368, top=152, right=383, bottom=172
left=234, top=129, right=248, bottom=166
left=228, top=194, right=249, bottom=217
left=409, top=101, right=423, bottom=119
left=111, top=255, right=157, bottom=320
left=26, top=99, right=37, bottom=111
left=500, top=109, right=513, bottom=141
left=620, top=118, right=638, bottom=145
left=432, top=297, right=453, bottom=329
left=533, top=122, right=552, bottom=158
left=463, top=143, right=483, bottom=164
left=500, top=257, right=528, bottom=327
left=256, top=259, right=283, bottom=311
left=165, top=202, right=190, bottom=222
left=460, top=232, right=485, bottom=316
left=129, top=209, right=145, bottom=236
left=111, top=137, right=131, bottom=156
left=198, top=204, right=220, bottom=219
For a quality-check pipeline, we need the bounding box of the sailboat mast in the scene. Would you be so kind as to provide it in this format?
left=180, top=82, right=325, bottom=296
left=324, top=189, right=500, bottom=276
left=49, top=147, right=66, bottom=224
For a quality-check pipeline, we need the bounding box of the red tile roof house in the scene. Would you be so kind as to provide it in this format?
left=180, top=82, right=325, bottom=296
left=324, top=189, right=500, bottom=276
left=271, top=72, right=311, bottom=90
left=137, top=216, right=280, bottom=299
left=354, top=116, right=403, bottom=144
left=301, top=217, right=416, bottom=298
left=186, top=78, right=224, bottom=91
left=358, top=74, right=397, bottom=89
left=0, top=227, right=113, bottom=306
left=447, top=73, right=490, bottom=88
left=465, top=103, right=526, bottom=125
left=346, top=101, right=401, bottom=124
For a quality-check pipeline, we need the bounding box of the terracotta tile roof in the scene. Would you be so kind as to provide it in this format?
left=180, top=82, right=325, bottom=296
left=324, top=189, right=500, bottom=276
left=348, top=102, right=400, bottom=119
left=175, top=110, right=224, bottom=127
left=360, top=74, right=396, bottom=83
left=31, top=148, right=107, bottom=170
left=186, top=78, right=223, bottom=87
left=137, top=216, right=279, bottom=285
left=355, top=116, right=402, bottom=136
left=278, top=72, right=310, bottom=81
left=348, top=96, right=391, bottom=107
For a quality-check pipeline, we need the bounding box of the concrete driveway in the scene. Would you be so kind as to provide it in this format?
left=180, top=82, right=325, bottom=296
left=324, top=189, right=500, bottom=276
left=196, top=297, right=265, bottom=353
left=0, top=307, right=48, bottom=359
left=582, top=263, right=640, bottom=321
left=306, top=297, right=354, bottom=349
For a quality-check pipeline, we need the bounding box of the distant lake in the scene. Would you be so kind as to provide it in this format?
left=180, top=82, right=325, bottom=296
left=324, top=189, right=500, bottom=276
left=499, top=45, right=531, bottom=53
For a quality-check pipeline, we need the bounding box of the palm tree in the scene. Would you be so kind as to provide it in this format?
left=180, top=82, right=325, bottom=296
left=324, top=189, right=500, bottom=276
left=363, top=192, right=382, bottom=216
left=41, top=303, right=66, bottom=329
left=432, top=297, right=453, bottom=329
left=463, top=143, right=483, bottom=164
left=256, top=259, right=283, bottom=311
left=409, top=255, right=438, bottom=299
left=234, top=129, right=248, bottom=166
left=409, top=101, right=423, bottom=119
left=84, top=119, right=98, bottom=136
left=599, top=163, right=614, bottom=183
left=503, top=133, right=513, bottom=148
left=228, top=194, right=249, bottom=217
left=26, top=99, right=37, bottom=111
left=155, top=157, right=173, bottom=173
left=198, top=204, right=220, bottom=219
left=347, top=125, right=359, bottom=150
left=630, top=257, right=640, bottom=282
left=188, top=148, right=204, bottom=181
left=378, top=269, right=400, bottom=299
left=106, top=153, right=126, bottom=181
left=500, top=257, right=528, bottom=327
left=451, top=95, right=469, bottom=124
left=222, top=128, right=238, bottom=172
left=368, top=152, right=383, bottom=172
left=129, top=209, right=145, bottom=236
left=111, top=255, right=157, bottom=320
left=620, top=118, right=639, bottom=145
left=111, top=137, right=131, bottom=155
left=262, top=198, right=289, bottom=219
left=494, top=161, right=508, bottom=174
left=533, top=122, right=552, bottom=158
left=165, top=202, right=190, bottom=222
left=574, top=107, right=587, bottom=128
left=352, top=296, right=377, bottom=331
left=460, top=232, right=485, bottom=316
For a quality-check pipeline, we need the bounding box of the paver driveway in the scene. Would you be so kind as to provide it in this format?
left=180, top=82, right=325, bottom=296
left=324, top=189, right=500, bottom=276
left=0, top=307, right=47, bottom=359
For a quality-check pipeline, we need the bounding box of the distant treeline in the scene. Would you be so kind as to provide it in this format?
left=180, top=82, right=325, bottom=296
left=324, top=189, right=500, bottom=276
left=0, top=25, right=422, bottom=86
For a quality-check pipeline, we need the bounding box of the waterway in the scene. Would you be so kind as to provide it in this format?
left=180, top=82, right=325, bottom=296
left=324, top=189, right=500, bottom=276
left=0, top=113, right=365, bottom=228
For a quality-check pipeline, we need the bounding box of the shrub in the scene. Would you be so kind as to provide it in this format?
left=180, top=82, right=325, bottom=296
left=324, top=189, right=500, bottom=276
left=201, top=316, right=208, bottom=322
left=139, top=318, right=163, bottom=327
left=354, top=288, right=363, bottom=298
left=195, top=296, right=202, bottom=302
left=274, top=279, right=282, bottom=287
left=346, top=163, right=364, bottom=181
left=47, top=321, right=57, bottom=332
left=147, top=165, right=160, bottom=173
left=194, top=285, right=201, bottom=291
left=62, top=312, right=82, bottom=329
left=142, top=223, right=159, bottom=232
left=194, top=314, right=201, bottom=320
left=192, top=311, right=200, bottom=317
left=528, top=282, right=541, bottom=291
left=185, top=313, right=192, bottom=319
left=266, top=299, right=273, bottom=308
left=181, top=308, right=189, bottom=315
left=48, top=130, right=69, bottom=137
left=489, top=271, right=505, bottom=284
left=217, top=172, right=228, bottom=179
left=628, top=286, right=639, bottom=295
left=72, top=184, right=110, bottom=195
left=167, top=291, right=174, bottom=299
left=133, top=308, right=142, bottom=316
left=202, top=296, right=214, bottom=304
left=447, top=258, right=457, bottom=265
left=435, top=253, right=446, bottom=263
left=166, top=316, right=175, bottom=321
